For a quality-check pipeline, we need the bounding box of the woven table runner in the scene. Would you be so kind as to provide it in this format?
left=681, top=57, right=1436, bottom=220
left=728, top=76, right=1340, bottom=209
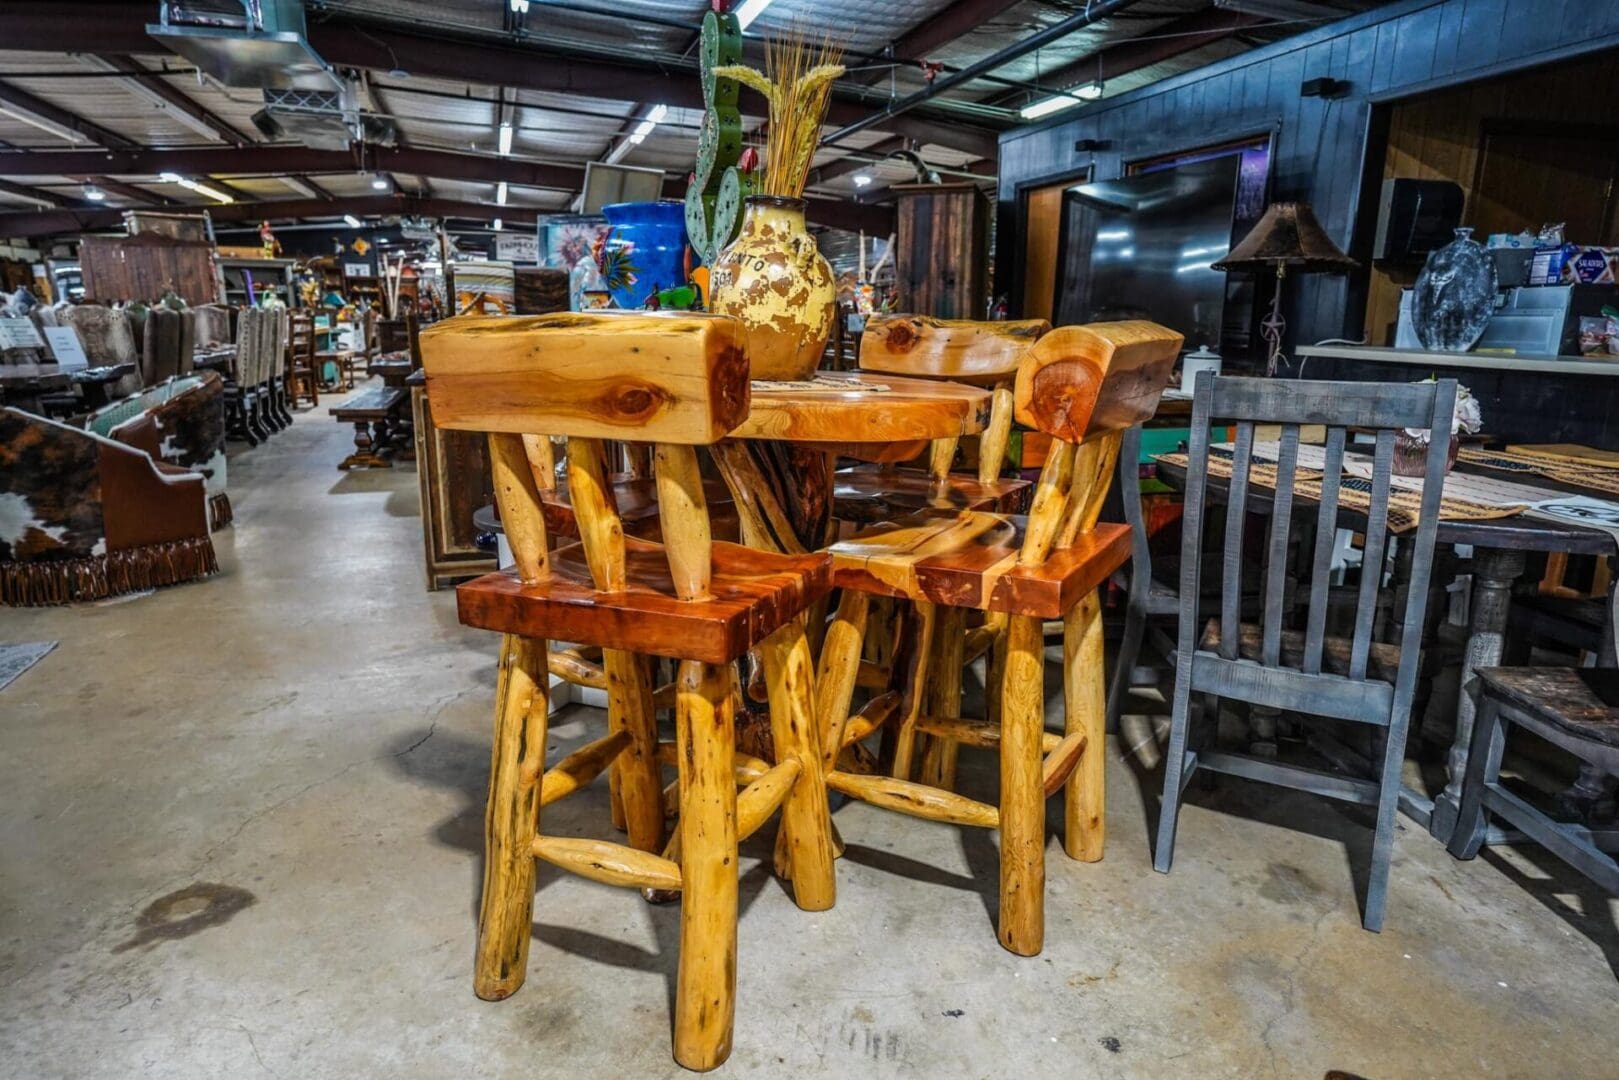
left=1459, top=446, right=1619, bottom=497
left=1155, top=446, right=1526, bottom=534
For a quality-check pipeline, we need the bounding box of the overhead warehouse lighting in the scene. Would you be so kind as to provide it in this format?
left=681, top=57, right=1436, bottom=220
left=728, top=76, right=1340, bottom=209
left=733, top=0, right=773, bottom=31
left=852, top=174, right=872, bottom=188
left=371, top=174, right=390, bottom=191
left=508, top=0, right=531, bottom=11
left=498, top=121, right=514, bottom=156
left=1020, top=81, right=1103, bottom=121
left=83, top=185, right=106, bottom=202
left=604, top=103, right=668, bottom=165
left=493, top=218, right=503, bottom=232
left=496, top=181, right=509, bottom=205
left=158, top=171, right=234, bottom=204
left=343, top=214, right=362, bottom=228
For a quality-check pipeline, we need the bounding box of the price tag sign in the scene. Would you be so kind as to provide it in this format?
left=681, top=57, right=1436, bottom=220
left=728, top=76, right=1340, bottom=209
left=43, top=326, right=89, bottom=369
left=0, top=317, right=43, bottom=350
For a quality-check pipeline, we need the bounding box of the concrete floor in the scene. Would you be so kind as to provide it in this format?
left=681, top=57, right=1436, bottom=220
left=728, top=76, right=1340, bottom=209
left=4, top=394, right=1619, bottom=1078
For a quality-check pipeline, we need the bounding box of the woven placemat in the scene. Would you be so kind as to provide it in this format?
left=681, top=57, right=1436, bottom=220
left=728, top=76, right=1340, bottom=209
left=1459, top=446, right=1619, bottom=497
left=1156, top=449, right=1524, bottom=534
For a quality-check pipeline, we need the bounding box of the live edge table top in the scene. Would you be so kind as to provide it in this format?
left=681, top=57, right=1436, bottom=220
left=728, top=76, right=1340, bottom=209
left=730, top=371, right=992, bottom=448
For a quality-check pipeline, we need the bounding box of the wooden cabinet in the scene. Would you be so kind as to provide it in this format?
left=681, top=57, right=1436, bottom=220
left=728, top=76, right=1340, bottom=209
left=894, top=182, right=990, bottom=320
left=412, top=378, right=496, bottom=589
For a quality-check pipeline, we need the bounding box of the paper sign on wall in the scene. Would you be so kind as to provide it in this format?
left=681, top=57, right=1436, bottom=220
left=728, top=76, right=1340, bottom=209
left=0, top=317, right=43, bottom=350
left=344, top=262, right=372, bottom=278
left=43, top=326, right=88, bottom=369
left=494, top=233, right=540, bottom=263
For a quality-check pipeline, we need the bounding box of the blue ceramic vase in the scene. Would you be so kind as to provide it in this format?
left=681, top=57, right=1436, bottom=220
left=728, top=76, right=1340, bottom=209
left=602, top=200, right=690, bottom=309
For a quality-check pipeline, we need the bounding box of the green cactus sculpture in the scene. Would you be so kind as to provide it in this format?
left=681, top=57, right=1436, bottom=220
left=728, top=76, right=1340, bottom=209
left=685, top=9, right=747, bottom=266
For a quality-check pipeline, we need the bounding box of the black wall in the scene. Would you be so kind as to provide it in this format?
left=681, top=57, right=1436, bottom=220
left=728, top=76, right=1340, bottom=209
left=997, top=0, right=1619, bottom=351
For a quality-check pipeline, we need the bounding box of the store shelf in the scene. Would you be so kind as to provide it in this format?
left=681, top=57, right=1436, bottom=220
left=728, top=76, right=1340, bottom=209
left=1296, top=344, right=1619, bottom=378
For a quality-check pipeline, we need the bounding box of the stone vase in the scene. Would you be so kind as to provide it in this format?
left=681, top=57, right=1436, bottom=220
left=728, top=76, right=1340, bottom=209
left=708, top=195, right=834, bottom=381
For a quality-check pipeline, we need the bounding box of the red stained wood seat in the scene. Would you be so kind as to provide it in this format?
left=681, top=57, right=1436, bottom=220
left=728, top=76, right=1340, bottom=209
left=458, top=535, right=831, bottom=665
left=833, top=463, right=1031, bottom=525
left=829, top=508, right=1130, bottom=619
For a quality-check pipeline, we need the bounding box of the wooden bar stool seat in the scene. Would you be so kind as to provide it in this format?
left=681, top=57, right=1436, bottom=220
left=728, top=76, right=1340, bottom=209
left=459, top=535, right=829, bottom=664
left=422, top=311, right=839, bottom=1072
left=820, top=321, right=1183, bottom=957
left=831, top=315, right=1047, bottom=524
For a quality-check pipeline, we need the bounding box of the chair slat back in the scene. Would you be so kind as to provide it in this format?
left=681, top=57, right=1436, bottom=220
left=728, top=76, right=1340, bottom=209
left=1181, top=375, right=1456, bottom=701
left=858, top=315, right=1049, bottom=384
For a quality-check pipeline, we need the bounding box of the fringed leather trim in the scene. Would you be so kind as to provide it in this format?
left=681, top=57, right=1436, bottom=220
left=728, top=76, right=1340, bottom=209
left=1, top=537, right=219, bottom=607
left=209, top=492, right=234, bottom=531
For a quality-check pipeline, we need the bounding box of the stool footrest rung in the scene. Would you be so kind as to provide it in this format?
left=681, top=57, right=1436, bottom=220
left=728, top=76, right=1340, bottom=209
left=538, top=730, right=632, bottom=807
left=1040, top=732, right=1088, bottom=796
left=826, top=770, right=1000, bottom=828
left=736, top=759, right=803, bottom=843
left=914, top=715, right=1063, bottom=754
left=839, top=691, right=902, bottom=750
left=531, top=836, right=683, bottom=891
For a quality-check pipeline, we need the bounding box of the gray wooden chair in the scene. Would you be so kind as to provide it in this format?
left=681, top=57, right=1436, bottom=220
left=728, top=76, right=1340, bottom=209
left=1446, top=668, right=1619, bottom=896
left=1154, top=374, right=1457, bottom=932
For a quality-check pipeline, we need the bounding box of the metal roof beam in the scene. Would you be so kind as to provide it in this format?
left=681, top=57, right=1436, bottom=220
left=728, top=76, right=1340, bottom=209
left=0, top=177, right=84, bottom=208
left=0, top=78, right=138, bottom=149
left=78, top=55, right=253, bottom=145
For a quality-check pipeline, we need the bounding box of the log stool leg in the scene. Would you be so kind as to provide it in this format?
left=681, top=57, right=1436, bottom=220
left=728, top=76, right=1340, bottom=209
left=761, top=619, right=836, bottom=911
left=1063, top=589, right=1106, bottom=861
left=815, top=590, right=871, bottom=767
left=674, top=659, right=739, bottom=1072
left=605, top=649, right=664, bottom=854
left=888, top=600, right=937, bottom=780
left=474, top=633, right=550, bottom=1000
left=999, top=613, right=1046, bottom=956
left=919, top=606, right=966, bottom=790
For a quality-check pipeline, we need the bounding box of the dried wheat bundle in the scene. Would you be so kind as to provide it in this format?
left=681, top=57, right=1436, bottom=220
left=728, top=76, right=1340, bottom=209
left=714, top=32, right=844, bottom=198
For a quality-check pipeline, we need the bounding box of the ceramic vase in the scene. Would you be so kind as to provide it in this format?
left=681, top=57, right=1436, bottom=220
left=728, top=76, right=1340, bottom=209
left=708, top=195, right=835, bottom=381
left=602, top=200, right=690, bottom=310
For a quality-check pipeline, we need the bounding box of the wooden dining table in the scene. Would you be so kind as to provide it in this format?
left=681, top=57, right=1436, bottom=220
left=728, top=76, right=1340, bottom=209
left=0, top=362, right=137, bottom=412
left=1154, top=446, right=1619, bottom=846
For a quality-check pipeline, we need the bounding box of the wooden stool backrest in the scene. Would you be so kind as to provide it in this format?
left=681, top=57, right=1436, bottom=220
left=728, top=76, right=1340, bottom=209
left=419, top=311, right=751, bottom=602
left=858, top=315, right=1051, bottom=482
left=1011, top=320, right=1183, bottom=566
left=858, top=315, right=1050, bottom=385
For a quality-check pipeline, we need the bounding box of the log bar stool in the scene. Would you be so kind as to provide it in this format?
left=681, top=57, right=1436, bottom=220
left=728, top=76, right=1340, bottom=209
left=838, top=314, right=1050, bottom=521
left=827, top=320, right=1183, bottom=955
left=420, top=312, right=835, bottom=1072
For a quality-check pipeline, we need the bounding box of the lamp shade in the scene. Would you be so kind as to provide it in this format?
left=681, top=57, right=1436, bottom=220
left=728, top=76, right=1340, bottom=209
left=1212, top=201, right=1359, bottom=274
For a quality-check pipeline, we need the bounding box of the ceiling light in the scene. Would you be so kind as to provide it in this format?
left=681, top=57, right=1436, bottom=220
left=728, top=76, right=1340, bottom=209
left=733, top=0, right=772, bottom=31
left=378, top=238, right=389, bottom=245
left=605, top=104, right=669, bottom=165
left=508, top=0, right=530, bottom=10
left=371, top=175, right=389, bottom=191
left=493, top=218, right=503, bottom=232
left=1020, top=82, right=1103, bottom=121
left=83, top=185, right=106, bottom=202
left=160, top=171, right=182, bottom=183
left=852, top=174, right=872, bottom=188
left=496, top=181, right=508, bottom=205
left=343, top=214, right=362, bottom=228
left=498, top=121, right=513, bottom=156
left=158, top=172, right=233, bottom=203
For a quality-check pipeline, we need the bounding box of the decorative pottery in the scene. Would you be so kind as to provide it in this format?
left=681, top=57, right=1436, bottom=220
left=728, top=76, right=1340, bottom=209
left=602, top=200, right=691, bottom=310
left=1412, top=227, right=1497, bottom=352
left=708, top=195, right=835, bottom=381
left=1392, top=431, right=1459, bottom=477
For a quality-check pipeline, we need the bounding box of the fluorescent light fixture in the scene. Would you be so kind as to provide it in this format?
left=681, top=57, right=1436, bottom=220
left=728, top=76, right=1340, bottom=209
left=83, top=185, right=106, bottom=202
left=733, top=0, right=772, bottom=30
left=852, top=173, right=872, bottom=188
left=343, top=214, right=362, bottom=228
left=1019, top=81, right=1103, bottom=121
left=498, top=121, right=513, bottom=156
left=378, top=238, right=389, bottom=245
left=1095, top=229, right=1131, bottom=241
left=604, top=104, right=670, bottom=165
left=158, top=172, right=233, bottom=203
left=0, top=104, right=87, bottom=145
left=371, top=175, right=389, bottom=191
left=496, top=181, right=509, bottom=205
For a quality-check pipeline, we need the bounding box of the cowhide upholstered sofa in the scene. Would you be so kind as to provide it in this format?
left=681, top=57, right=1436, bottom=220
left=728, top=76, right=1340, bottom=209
left=0, top=407, right=217, bottom=606
left=86, top=371, right=231, bottom=529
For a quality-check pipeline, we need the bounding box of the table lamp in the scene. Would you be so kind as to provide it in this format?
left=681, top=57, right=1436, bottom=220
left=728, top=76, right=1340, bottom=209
left=1212, top=201, right=1358, bottom=376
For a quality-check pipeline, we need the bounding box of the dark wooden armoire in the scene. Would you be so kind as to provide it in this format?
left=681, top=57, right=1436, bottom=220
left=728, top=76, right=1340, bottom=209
left=893, top=182, right=991, bottom=319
